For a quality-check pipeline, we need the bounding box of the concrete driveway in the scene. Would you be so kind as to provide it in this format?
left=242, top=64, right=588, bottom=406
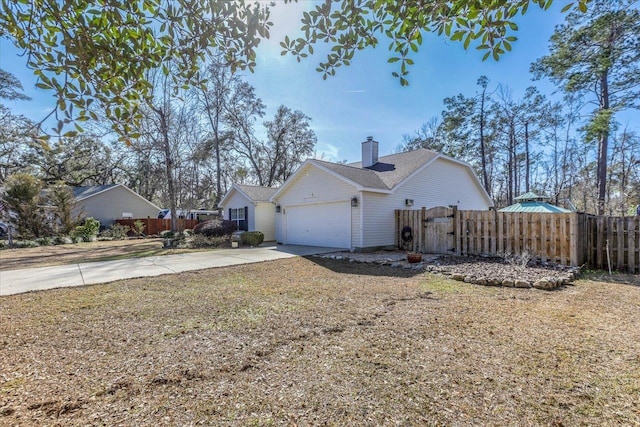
left=0, top=245, right=343, bottom=296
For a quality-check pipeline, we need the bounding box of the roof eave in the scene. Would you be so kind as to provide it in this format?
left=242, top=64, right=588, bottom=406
left=74, top=184, right=118, bottom=202
left=219, top=183, right=250, bottom=207
left=271, top=160, right=389, bottom=201
left=76, top=184, right=161, bottom=210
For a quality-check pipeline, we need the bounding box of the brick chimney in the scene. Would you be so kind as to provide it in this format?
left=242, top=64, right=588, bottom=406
left=361, top=136, right=378, bottom=168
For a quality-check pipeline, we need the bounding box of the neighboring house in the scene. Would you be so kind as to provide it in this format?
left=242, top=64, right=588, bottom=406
left=73, top=184, right=161, bottom=228
left=271, top=137, right=493, bottom=249
left=219, top=183, right=277, bottom=241
left=499, top=192, right=573, bottom=213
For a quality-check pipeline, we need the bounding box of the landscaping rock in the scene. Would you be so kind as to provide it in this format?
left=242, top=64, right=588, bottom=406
left=533, top=279, right=554, bottom=290
left=316, top=251, right=582, bottom=290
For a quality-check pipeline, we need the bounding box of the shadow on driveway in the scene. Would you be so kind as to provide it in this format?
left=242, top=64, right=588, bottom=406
left=270, top=244, right=347, bottom=257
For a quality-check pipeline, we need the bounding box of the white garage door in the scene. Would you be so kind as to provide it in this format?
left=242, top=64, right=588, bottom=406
left=285, top=202, right=350, bottom=248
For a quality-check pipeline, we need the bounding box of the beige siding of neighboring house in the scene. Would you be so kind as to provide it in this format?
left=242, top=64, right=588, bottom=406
left=254, top=202, right=275, bottom=241
left=274, top=163, right=359, bottom=245
left=360, top=158, right=491, bottom=248
left=75, top=186, right=159, bottom=227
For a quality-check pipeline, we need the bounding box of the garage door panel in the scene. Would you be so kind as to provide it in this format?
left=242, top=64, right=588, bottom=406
left=286, top=202, right=350, bottom=248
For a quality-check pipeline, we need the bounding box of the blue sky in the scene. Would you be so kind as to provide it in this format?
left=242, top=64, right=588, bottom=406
left=1, top=1, right=638, bottom=163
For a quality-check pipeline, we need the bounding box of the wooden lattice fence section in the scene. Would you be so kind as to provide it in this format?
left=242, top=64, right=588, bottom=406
left=395, top=208, right=640, bottom=273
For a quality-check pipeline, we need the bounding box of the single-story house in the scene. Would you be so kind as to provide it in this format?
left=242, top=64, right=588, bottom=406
left=73, top=184, right=161, bottom=228
left=219, top=183, right=277, bottom=241
left=270, top=137, right=493, bottom=250
left=499, top=192, right=573, bottom=213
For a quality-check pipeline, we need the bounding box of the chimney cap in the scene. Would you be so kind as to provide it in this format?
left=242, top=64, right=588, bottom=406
left=366, top=136, right=373, bottom=141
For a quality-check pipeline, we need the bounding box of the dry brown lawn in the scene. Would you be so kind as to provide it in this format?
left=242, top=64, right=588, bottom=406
left=0, top=239, right=209, bottom=271
left=1, top=257, right=639, bottom=426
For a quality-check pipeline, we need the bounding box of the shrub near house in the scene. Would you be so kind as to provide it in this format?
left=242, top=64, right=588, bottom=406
left=193, top=219, right=237, bottom=237
left=241, top=231, right=264, bottom=246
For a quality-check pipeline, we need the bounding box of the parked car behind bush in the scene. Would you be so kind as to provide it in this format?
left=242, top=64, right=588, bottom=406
left=192, top=219, right=237, bottom=237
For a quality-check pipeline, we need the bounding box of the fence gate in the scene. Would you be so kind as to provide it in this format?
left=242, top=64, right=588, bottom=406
left=423, top=206, right=456, bottom=254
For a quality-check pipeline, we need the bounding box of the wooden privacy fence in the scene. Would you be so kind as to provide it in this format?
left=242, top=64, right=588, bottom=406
left=116, top=218, right=199, bottom=235
left=395, top=207, right=640, bottom=273
left=584, top=215, right=639, bottom=273
left=456, top=210, right=582, bottom=266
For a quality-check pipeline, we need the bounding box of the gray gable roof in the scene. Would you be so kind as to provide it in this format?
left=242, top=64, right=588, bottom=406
left=313, top=148, right=440, bottom=191
left=313, top=160, right=389, bottom=190
left=236, top=184, right=277, bottom=202
left=72, top=184, right=119, bottom=200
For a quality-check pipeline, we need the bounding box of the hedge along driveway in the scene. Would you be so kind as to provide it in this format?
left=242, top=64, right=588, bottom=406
left=0, top=244, right=342, bottom=296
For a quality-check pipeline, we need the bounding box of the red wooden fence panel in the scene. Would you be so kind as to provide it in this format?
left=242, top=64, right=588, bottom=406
left=115, top=218, right=198, bottom=235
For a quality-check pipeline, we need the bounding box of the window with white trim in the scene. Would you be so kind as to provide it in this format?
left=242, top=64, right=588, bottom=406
left=230, top=208, right=245, bottom=221
left=229, top=207, right=248, bottom=231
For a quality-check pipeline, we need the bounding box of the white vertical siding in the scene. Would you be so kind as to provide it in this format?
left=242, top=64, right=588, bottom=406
left=361, top=158, right=491, bottom=248
left=360, top=192, right=393, bottom=248
left=275, top=207, right=284, bottom=243
left=351, top=199, right=362, bottom=248
left=254, top=202, right=276, bottom=241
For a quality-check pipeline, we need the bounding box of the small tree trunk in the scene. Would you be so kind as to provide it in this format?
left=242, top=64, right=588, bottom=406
left=479, top=88, right=490, bottom=195
left=156, top=107, right=178, bottom=232
left=525, top=121, right=530, bottom=193
left=596, top=72, right=610, bottom=216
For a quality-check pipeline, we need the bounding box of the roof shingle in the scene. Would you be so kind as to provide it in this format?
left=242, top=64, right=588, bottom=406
left=313, top=148, right=440, bottom=191
left=236, top=184, right=277, bottom=202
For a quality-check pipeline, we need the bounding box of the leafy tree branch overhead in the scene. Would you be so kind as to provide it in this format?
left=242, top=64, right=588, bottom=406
left=280, top=0, right=591, bottom=85
left=0, top=0, right=589, bottom=139
left=0, top=0, right=272, bottom=139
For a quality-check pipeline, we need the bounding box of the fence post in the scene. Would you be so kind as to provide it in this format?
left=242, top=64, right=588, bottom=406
left=616, top=217, right=624, bottom=271
left=420, top=207, right=426, bottom=253
left=394, top=210, right=398, bottom=249
left=489, top=209, right=496, bottom=255
left=451, top=205, right=458, bottom=254
left=455, top=209, right=461, bottom=255
left=569, top=213, right=578, bottom=267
